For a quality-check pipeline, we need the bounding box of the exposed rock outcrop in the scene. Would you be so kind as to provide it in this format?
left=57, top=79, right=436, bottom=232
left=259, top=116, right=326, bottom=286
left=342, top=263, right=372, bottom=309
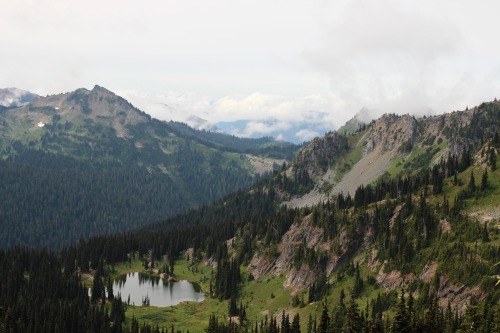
left=367, top=248, right=380, bottom=272
left=248, top=214, right=350, bottom=293
left=375, top=261, right=485, bottom=313
left=362, top=114, right=418, bottom=155
left=284, top=265, right=318, bottom=294
left=419, top=261, right=438, bottom=283
left=247, top=253, right=275, bottom=280
left=376, top=266, right=416, bottom=291
left=436, top=275, right=484, bottom=313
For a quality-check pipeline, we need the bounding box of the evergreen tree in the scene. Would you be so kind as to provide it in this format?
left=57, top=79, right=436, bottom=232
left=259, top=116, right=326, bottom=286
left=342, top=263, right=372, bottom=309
left=346, top=294, right=363, bottom=333
left=291, top=314, right=301, bottom=333
left=482, top=222, right=490, bottom=242
left=281, top=310, right=291, bottom=333
left=468, top=171, right=476, bottom=194
left=92, top=267, right=104, bottom=304
left=229, top=295, right=238, bottom=316
left=308, top=283, right=316, bottom=303
left=391, top=289, right=409, bottom=333
left=425, top=295, right=441, bottom=331
left=442, top=193, right=449, bottom=216
left=353, top=263, right=364, bottom=298
left=107, top=276, right=114, bottom=300
left=307, top=314, right=316, bottom=333
left=407, top=290, right=414, bottom=331
left=318, top=305, right=329, bottom=333
left=339, top=289, right=346, bottom=310
left=206, top=314, right=218, bottom=333
left=491, top=148, right=497, bottom=171
left=369, top=312, right=384, bottom=333
left=481, top=169, right=488, bottom=191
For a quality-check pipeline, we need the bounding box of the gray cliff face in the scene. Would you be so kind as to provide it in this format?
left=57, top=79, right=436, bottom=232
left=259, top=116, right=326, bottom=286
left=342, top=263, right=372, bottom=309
left=247, top=214, right=355, bottom=294
left=284, top=104, right=500, bottom=208
left=362, top=114, right=418, bottom=155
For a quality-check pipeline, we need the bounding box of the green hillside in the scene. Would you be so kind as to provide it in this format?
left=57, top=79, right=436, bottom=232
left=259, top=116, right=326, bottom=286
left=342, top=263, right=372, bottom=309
left=0, top=85, right=298, bottom=249
left=0, top=99, right=499, bottom=332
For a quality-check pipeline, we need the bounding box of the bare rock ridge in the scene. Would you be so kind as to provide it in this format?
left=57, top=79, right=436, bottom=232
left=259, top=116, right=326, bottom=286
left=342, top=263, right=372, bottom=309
left=292, top=113, right=419, bottom=183
left=282, top=104, right=497, bottom=208
left=362, top=114, right=417, bottom=155
left=284, top=114, right=419, bottom=207
left=332, top=114, right=418, bottom=196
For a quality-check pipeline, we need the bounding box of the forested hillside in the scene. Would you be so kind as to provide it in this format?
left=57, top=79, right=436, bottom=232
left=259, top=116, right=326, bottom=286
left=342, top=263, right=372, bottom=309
left=0, top=85, right=297, bottom=249
left=0, top=100, right=499, bottom=332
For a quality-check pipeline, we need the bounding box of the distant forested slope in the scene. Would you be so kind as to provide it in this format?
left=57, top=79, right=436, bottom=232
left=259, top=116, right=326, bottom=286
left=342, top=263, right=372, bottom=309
left=0, top=85, right=298, bottom=249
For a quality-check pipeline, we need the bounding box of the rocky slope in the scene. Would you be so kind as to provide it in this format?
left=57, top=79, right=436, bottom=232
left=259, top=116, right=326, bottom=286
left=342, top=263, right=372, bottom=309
left=247, top=199, right=490, bottom=312
left=244, top=100, right=500, bottom=314
left=282, top=102, right=500, bottom=208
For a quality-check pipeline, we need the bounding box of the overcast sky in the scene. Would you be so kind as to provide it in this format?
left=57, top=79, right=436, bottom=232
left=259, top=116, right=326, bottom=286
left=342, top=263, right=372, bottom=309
left=2, top=0, right=500, bottom=140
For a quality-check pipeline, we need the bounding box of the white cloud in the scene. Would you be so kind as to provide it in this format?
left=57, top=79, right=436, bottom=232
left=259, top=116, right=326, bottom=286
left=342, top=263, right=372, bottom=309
left=295, top=129, right=320, bottom=141
left=2, top=0, right=500, bottom=136
left=120, top=90, right=348, bottom=137
left=305, top=0, right=500, bottom=118
left=275, top=134, right=286, bottom=142
left=240, top=121, right=291, bottom=137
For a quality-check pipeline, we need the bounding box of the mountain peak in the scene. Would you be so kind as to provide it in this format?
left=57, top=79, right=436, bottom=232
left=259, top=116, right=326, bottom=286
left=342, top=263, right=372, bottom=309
left=337, top=107, right=373, bottom=135
left=91, top=84, right=114, bottom=95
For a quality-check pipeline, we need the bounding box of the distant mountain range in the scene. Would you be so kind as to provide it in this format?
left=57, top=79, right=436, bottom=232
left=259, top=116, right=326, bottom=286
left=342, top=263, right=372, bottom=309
left=215, top=115, right=334, bottom=144
left=1, top=86, right=377, bottom=145
left=118, top=92, right=337, bottom=144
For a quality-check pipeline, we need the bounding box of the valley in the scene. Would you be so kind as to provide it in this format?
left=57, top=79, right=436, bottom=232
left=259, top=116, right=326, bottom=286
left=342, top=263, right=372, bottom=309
left=0, top=93, right=499, bottom=332
left=4, top=1, right=500, bottom=332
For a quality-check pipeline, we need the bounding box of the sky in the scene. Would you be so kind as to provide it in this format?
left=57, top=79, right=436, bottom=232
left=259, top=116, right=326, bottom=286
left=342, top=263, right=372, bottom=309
left=2, top=0, right=500, bottom=141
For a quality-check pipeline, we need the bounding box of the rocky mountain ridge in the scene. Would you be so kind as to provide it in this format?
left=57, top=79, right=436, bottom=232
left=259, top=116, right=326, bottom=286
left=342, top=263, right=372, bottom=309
left=283, top=103, right=499, bottom=208
left=242, top=100, right=500, bottom=314
left=8, top=85, right=148, bottom=139
left=0, top=85, right=293, bottom=165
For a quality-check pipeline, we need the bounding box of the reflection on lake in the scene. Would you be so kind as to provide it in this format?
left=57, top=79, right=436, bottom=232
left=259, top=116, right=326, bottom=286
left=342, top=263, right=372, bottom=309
left=114, top=272, right=205, bottom=307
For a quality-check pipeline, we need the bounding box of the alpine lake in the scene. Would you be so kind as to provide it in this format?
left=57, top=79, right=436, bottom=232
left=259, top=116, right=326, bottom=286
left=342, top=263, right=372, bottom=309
left=112, top=272, right=205, bottom=307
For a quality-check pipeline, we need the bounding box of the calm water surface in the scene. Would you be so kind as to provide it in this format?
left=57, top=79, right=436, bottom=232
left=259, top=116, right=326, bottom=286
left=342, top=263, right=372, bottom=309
left=114, top=272, right=205, bottom=307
